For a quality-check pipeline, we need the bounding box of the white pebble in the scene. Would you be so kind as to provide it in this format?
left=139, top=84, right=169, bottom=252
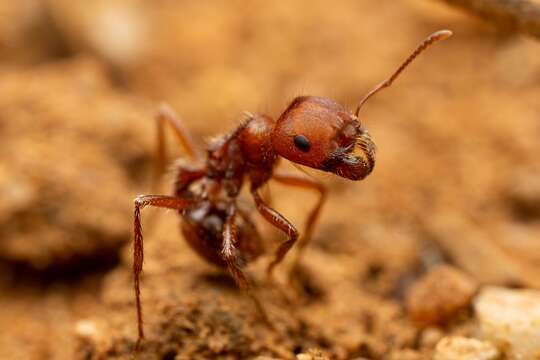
left=434, top=336, right=499, bottom=360
left=75, top=319, right=98, bottom=339
left=475, top=286, right=540, bottom=359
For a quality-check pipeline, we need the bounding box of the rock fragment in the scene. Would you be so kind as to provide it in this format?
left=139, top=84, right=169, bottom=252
left=475, top=286, right=540, bottom=360
left=434, top=336, right=499, bottom=360
left=406, top=265, right=478, bottom=326
left=296, top=349, right=331, bottom=360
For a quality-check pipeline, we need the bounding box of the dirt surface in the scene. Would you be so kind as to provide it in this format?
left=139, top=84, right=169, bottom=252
left=1, top=1, right=540, bottom=359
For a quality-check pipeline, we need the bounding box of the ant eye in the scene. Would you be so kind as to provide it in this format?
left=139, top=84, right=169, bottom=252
left=293, top=135, right=311, bottom=152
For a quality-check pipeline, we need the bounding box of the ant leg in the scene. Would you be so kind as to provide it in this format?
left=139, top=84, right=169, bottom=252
left=272, top=173, right=327, bottom=265
left=221, top=202, right=273, bottom=328
left=153, top=104, right=204, bottom=190
left=172, top=162, right=206, bottom=197
left=221, top=202, right=246, bottom=288
left=251, top=187, right=299, bottom=279
left=133, top=194, right=194, bottom=350
left=260, top=183, right=273, bottom=207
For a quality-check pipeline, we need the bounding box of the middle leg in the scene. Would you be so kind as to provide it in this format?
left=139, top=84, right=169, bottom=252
left=133, top=194, right=194, bottom=349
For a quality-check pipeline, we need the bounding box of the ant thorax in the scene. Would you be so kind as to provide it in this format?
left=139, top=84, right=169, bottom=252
left=198, top=114, right=278, bottom=199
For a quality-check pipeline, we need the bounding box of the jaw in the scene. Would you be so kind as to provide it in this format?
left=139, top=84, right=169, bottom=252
left=348, top=130, right=376, bottom=170
left=321, top=130, right=376, bottom=181
left=331, top=158, right=374, bottom=180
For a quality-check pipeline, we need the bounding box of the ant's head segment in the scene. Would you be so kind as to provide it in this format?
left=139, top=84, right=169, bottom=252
left=271, top=30, right=453, bottom=181
left=271, top=96, right=376, bottom=180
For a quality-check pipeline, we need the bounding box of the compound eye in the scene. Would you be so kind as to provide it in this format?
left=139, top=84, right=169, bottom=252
left=293, top=134, right=311, bottom=152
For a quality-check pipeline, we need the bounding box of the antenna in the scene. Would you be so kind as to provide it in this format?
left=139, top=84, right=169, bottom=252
left=354, top=30, right=453, bottom=117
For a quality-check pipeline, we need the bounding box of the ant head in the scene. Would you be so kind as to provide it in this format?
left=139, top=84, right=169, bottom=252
left=271, top=96, right=375, bottom=180
left=271, top=29, right=452, bottom=181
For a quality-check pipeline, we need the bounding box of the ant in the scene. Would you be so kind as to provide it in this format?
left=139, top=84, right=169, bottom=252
left=132, top=29, right=452, bottom=348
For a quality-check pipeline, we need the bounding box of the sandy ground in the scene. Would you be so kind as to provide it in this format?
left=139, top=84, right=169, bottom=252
left=1, top=0, right=540, bottom=359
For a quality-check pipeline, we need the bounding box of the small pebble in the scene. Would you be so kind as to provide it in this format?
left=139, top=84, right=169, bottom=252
left=406, top=265, right=478, bottom=326
left=434, top=337, right=499, bottom=360
left=296, top=349, right=330, bottom=360
left=74, top=320, right=98, bottom=339
left=420, top=327, right=444, bottom=349
left=475, top=286, right=540, bottom=360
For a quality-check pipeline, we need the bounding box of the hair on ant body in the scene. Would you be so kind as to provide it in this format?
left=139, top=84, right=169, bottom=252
left=132, top=29, right=452, bottom=349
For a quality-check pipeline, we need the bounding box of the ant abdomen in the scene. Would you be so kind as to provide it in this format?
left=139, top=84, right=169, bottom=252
left=181, top=200, right=264, bottom=267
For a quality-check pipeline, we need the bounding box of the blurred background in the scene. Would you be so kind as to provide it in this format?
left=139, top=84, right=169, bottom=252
left=1, top=0, right=540, bottom=359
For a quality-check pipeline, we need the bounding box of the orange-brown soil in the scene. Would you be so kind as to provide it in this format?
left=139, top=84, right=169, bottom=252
left=1, top=1, right=540, bottom=359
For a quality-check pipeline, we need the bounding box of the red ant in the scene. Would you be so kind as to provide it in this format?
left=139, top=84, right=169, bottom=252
left=133, top=30, right=452, bottom=348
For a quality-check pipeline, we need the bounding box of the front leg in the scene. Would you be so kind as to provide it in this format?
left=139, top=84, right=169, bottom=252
left=272, top=173, right=326, bottom=253
left=251, top=187, right=299, bottom=278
